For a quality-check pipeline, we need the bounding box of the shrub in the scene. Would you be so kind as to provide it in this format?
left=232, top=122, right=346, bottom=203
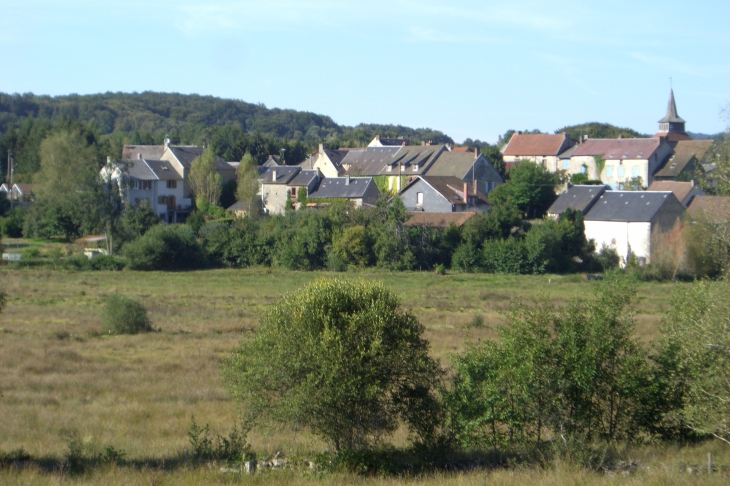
left=0, top=208, right=25, bottom=238
left=101, top=294, right=152, bottom=334
left=89, top=255, right=126, bottom=271
left=187, top=417, right=251, bottom=462
left=64, top=253, right=91, bottom=270
left=222, top=278, right=443, bottom=451
left=21, top=247, right=41, bottom=259
left=123, top=224, right=205, bottom=270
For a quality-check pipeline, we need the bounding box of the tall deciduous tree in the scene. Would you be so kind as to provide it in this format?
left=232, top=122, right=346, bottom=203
left=189, top=148, right=222, bottom=208
left=222, top=278, right=442, bottom=451
left=235, top=151, right=259, bottom=216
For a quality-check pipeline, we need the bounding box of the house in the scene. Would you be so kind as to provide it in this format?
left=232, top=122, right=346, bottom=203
left=547, top=184, right=608, bottom=218
left=399, top=176, right=489, bottom=213
left=423, top=149, right=504, bottom=196
left=653, top=139, right=715, bottom=181
left=10, top=183, right=34, bottom=202
left=403, top=211, right=476, bottom=228
left=687, top=196, right=730, bottom=223
left=646, top=180, right=704, bottom=207
left=569, top=137, right=674, bottom=188
left=259, top=166, right=320, bottom=215
left=262, top=155, right=281, bottom=167
left=158, top=142, right=238, bottom=199
left=306, top=176, right=380, bottom=207
left=309, top=144, right=352, bottom=178
left=341, top=143, right=447, bottom=192
left=122, top=144, right=166, bottom=160
left=103, top=158, right=188, bottom=223
left=584, top=191, right=684, bottom=266
left=501, top=132, right=577, bottom=171
left=227, top=199, right=256, bottom=218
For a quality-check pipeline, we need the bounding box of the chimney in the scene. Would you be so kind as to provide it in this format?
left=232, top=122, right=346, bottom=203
left=345, top=175, right=350, bottom=185
left=375, top=135, right=380, bottom=142
left=463, top=182, right=468, bottom=203
left=583, top=134, right=589, bottom=142
left=138, top=153, right=142, bottom=159
left=421, top=141, right=425, bottom=146
left=474, top=147, right=480, bottom=159
left=517, top=131, right=523, bottom=135
left=164, top=137, right=170, bottom=148
left=318, top=143, right=324, bottom=154
left=107, top=156, right=111, bottom=163
left=272, top=170, right=277, bottom=181
left=401, top=141, right=406, bottom=146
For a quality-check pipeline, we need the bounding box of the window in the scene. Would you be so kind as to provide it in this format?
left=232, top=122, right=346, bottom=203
left=609, top=182, right=615, bottom=190
left=166, top=180, right=177, bottom=189
left=606, top=166, right=613, bottom=177
left=632, top=166, right=639, bottom=177
left=416, top=192, right=424, bottom=206
left=581, top=165, right=586, bottom=174
left=563, top=160, right=569, bottom=170
left=158, top=196, right=166, bottom=204
left=290, top=187, right=297, bottom=198
left=131, top=180, right=139, bottom=190
left=618, top=166, right=624, bottom=177
left=618, top=183, right=625, bottom=190
left=386, top=165, right=392, bottom=172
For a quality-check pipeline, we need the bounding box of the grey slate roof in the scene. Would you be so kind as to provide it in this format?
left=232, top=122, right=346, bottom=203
left=120, top=159, right=182, bottom=180
left=343, top=145, right=445, bottom=176
left=658, top=89, right=686, bottom=124
left=308, top=177, right=375, bottom=199
left=122, top=145, right=165, bottom=160
left=585, top=191, right=678, bottom=222
left=288, top=170, right=319, bottom=187
left=168, top=146, right=230, bottom=171
left=548, top=185, right=608, bottom=215
left=259, top=166, right=301, bottom=184
left=424, top=151, right=479, bottom=178
left=653, top=153, right=695, bottom=178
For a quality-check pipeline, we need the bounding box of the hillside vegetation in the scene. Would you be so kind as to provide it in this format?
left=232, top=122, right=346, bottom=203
left=0, top=91, right=453, bottom=177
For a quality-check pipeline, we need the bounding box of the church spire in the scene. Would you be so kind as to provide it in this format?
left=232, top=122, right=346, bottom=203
left=658, top=89, right=686, bottom=124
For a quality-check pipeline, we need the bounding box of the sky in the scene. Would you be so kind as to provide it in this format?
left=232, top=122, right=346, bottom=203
left=1, top=0, right=729, bottom=143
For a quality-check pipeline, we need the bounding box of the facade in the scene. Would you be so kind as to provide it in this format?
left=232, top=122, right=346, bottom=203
left=423, top=150, right=503, bottom=196
left=400, top=176, right=489, bottom=213
left=501, top=132, right=577, bottom=171
left=309, top=144, right=352, bottom=178
left=259, top=166, right=320, bottom=215
left=569, top=138, right=673, bottom=188
left=103, top=158, right=188, bottom=223
left=584, top=191, right=684, bottom=266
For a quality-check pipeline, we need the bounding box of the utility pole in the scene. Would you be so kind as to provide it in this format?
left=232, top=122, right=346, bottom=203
left=7, top=150, right=14, bottom=210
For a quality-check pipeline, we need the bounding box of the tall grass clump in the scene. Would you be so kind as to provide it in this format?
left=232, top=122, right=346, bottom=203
left=101, top=294, right=152, bottom=334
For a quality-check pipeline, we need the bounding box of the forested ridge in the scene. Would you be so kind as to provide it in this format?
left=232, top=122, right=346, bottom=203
left=0, top=91, right=454, bottom=179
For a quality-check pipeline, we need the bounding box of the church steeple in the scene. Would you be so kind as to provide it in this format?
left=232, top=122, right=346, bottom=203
left=655, top=89, right=691, bottom=141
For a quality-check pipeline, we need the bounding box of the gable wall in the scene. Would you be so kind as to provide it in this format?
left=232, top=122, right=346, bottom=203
left=400, top=179, right=454, bottom=212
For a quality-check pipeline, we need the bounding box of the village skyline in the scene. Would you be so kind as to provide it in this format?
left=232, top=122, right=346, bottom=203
left=1, top=0, right=729, bottom=143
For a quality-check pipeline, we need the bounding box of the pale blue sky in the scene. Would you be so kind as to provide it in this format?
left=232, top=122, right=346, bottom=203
left=1, top=0, right=728, bottom=143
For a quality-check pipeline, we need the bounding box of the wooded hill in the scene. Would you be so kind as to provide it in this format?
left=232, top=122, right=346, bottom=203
left=0, top=92, right=453, bottom=177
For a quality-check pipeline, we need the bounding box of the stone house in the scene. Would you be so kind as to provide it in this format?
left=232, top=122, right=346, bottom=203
left=306, top=176, right=380, bottom=207
left=423, top=150, right=503, bottom=196
left=501, top=132, right=577, bottom=171
left=260, top=166, right=320, bottom=215
left=547, top=184, right=608, bottom=218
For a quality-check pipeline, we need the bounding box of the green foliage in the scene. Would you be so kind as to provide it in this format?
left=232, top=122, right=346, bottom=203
left=482, top=237, right=545, bottom=275
left=21, top=247, right=40, bottom=259
left=116, top=202, right=161, bottom=247
left=89, top=255, right=126, bottom=271
left=593, top=155, right=606, bottom=178
left=61, top=430, right=86, bottom=474
left=101, top=294, right=152, bottom=334
left=0, top=208, right=24, bottom=237
left=595, top=244, right=621, bottom=271
left=556, top=122, right=647, bottom=140
left=222, top=278, right=443, bottom=451
left=187, top=416, right=251, bottom=462
left=661, top=278, right=730, bottom=443
left=570, top=172, right=590, bottom=185
left=490, top=161, right=561, bottom=218
left=446, top=275, right=671, bottom=448
left=189, top=148, right=223, bottom=207
left=123, top=224, right=204, bottom=271
left=329, top=225, right=370, bottom=268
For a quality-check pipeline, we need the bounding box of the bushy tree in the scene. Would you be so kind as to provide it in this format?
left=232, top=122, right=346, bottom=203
left=489, top=161, right=561, bottom=218
left=447, top=275, right=669, bottom=447
left=661, top=278, right=730, bottom=443
left=222, top=278, right=442, bottom=451
left=235, top=152, right=259, bottom=215
left=123, top=224, right=204, bottom=270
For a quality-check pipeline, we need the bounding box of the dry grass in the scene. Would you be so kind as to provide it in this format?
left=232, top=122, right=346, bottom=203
left=0, top=267, right=709, bottom=483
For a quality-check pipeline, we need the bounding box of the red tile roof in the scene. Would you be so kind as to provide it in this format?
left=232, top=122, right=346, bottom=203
left=502, top=133, right=570, bottom=156
left=571, top=138, right=660, bottom=159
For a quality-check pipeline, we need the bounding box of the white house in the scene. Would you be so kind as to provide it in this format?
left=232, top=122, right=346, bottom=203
left=103, top=158, right=188, bottom=223
left=583, top=191, right=684, bottom=266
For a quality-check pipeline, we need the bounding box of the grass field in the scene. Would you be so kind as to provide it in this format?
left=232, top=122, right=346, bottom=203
left=0, top=267, right=726, bottom=484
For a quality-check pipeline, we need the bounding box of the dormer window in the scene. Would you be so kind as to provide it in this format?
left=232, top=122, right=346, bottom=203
left=386, top=165, right=392, bottom=172
left=623, top=153, right=629, bottom=158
